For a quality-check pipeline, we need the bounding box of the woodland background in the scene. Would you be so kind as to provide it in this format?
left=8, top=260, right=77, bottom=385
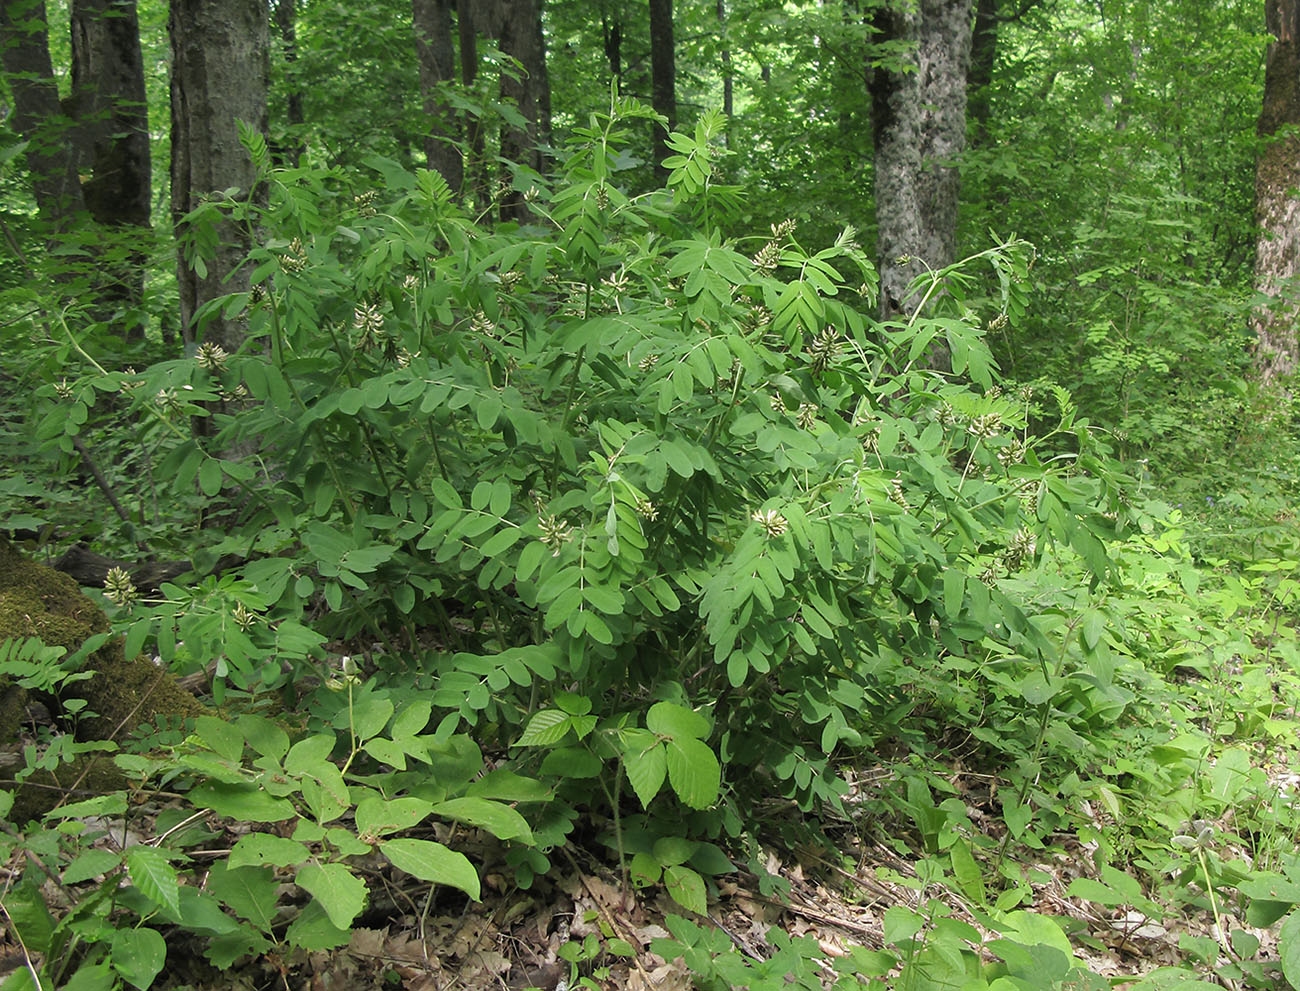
left=4, top=1, right=1300, bottom=990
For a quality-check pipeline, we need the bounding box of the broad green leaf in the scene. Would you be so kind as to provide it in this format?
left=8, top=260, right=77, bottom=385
left=205, top=863, right=277, bottom=933
left=237, top=714, right=289, bottom=760
left=664, top=865, right=707, bottom=915
left=630, top=851, right=661, bottom=887
left=652, top=837, right=698, bottom=867
left=665, top=737, right=721, bottom=809
left=950, top=840, right=984, bottom=905
left=285, top=899, right=353, bottom=952
left=883, top=905, right=924, bottom=945
left=355, top=796, right=434, bottom=838
left=517, top=709, right=571, bottom=746
left=124, top=847, right=179, bottom=917
left=432, top=797, right=534, bottom=843
left=189, top=781, right=296, bottom=823
left=296, top=862, right=367, bottom=930
left=625, top=742, right=667, bottom=809
left=646, top=701, right=710, bottom=740
left=110, top=928, right=166, bottom=990
left=63, top=849, right=123, bottom=884
left=229, top=833, right=312, bottom=870
left=380, top=838, right=481, bottom=899
left=1280, top=912, right=1300, bottom=990
left=196, top=715, right=244, bottom=763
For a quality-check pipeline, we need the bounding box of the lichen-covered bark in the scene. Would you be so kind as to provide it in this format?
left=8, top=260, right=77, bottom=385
left=917, top=0, right=973, bottom=272
left=1254, top=0, right=1300, bottom=384
left=868, top=1, right=924, bottom=321
left=868, top=0, right=972, bottom=360
left=169, top=0, right=269, bottom=352
left=413, top=0, right=463, bottom=190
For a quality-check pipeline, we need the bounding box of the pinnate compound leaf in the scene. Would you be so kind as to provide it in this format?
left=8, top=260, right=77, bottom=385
left=111, top=928, right=166, bottom=990
left=664, top=865, right=707, bottom=915
left=665, top=737, right=720, bottom=809
left=296, top=863, right=367, bottom=930
left=126, top=847, right=180, bottom=915
left=380, top=838, right=481, bottom=899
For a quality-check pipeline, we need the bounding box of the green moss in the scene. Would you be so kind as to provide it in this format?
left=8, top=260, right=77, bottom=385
left=3, top=753, right=128, bottom=826
left=0, top=539, right=205, bottom=822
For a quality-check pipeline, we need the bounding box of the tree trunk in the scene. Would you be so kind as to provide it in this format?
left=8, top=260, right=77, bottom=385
left=718, top=0, right=732, bottom=123
left=1253, top=0, right=1300, bottom=384
left=459, top=0, right=487, bottom=205
left=484, top=0, right=550, bottom=220
left=967, top=0, right=998, bottom=145
left=271, top=0, right=304, bottom=166
left=169, top=0, right=269, bottom=354
left=0, top=0, right=87, bottom=228
left=413, top=0, right=462, bottom=189
left=868, top=0, right=972, bottom=338
left=69, top=0, right=152, bottom=327
left=601, top=6, right=622, bottom=89
left=648, top=0, right=676, bottom=183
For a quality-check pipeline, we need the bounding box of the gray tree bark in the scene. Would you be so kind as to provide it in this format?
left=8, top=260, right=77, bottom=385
left=1254, top=0, right=1300, bottom=384
left=413, top=0, right=462, bottom=190
left=868, top=0, right=972, bottom=346
left=169, top=0, right=269, bottom=353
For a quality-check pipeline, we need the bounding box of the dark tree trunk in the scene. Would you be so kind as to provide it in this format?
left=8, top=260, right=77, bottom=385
left=868, top=0, right=972, bottom=340
left=459, top=0, right=487, bottom=205
left=648, top=0, right=676, bottom=182
left=484, top=0, right=550, bottom=220
left=413, top=0, right=462, bottom=189
left=0, top=0, right=87, bottom=228
left=1254, top=0, right=1300, bottom=383
left=601, top=6, right=622, bottom=88
left=271, top=0, right=305, bottom=166
left=69, top=0, right=152, bottom=327
left=718, top=0, right=732, bottom=123
left=967, top=0, right=998, bottom=145
left=169, top=0, right=269, bottom=354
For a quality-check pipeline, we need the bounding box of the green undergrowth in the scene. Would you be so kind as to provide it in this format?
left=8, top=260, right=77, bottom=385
left=3, top=95, right=1300, bottom=989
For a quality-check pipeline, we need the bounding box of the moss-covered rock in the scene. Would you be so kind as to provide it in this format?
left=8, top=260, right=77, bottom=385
left=0, top=538, right=205, bottom=822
